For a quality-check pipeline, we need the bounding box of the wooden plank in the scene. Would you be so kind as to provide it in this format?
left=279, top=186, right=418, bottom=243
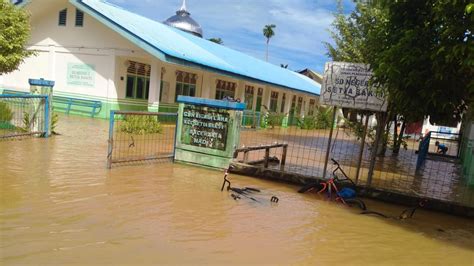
left=243, top=150, right=249, bottom=163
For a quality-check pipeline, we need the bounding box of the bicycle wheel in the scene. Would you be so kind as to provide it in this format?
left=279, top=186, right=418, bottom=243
left=298, top=182, right=323, bottom=193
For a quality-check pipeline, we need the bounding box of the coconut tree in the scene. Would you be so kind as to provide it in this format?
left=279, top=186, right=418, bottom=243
left=208, top=38, right=223, bottom=45
left=263, top=24, right=276, bottom=62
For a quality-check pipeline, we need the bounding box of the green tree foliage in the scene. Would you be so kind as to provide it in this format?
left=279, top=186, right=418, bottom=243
left=0, top=102, right=13, bottom=122
left=263, top=24, right=276, bottom=61
left=208, top=38, right=223, bottom=44
left=371, top=1, right=473, bottom=126
left=326, top=0, right=473, bottom=153
left=0, top=1, right=34, bottom=74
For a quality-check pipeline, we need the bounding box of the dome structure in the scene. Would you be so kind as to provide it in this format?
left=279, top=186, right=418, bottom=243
left=163, top=0, right=203, bottom=38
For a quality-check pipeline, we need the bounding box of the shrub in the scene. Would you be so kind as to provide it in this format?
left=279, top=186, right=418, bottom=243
left=17, top=111, right=31, bottom=132
left=0, top=102, right=13, bottom=122
left=119, top=115, right=162, bottom=135
left=299, top=106, right=333, bottom=130
left=266, top=112, right=285, bottom=129
left=51, top=112, right=59, bottom=134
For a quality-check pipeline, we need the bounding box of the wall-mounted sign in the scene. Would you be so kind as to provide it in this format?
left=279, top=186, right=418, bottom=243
left=181, top=105, right=230, bottom=151
left=67, top=63, right=95, bottom=87
left=321, top=62, right=388, bottom=112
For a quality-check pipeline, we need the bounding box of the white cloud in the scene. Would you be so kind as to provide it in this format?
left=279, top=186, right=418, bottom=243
left=107, top=0, right=354, bottom=73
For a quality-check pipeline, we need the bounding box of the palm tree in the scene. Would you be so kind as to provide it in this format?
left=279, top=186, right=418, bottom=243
left=263, top=24, right=276, bottom=62
left=208, top=38, right=223, bottom=45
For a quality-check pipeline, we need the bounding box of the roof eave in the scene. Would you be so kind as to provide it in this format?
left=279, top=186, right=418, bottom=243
left=166, top=55, right=320, bottom=96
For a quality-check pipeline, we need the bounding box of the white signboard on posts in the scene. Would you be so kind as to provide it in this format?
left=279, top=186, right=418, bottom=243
left=321, top=62, right=388, bottom=112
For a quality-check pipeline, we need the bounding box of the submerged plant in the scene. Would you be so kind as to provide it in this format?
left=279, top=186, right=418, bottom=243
left=18, top=111, right=31, bottom=132
left=0, top=102, right=13, bottom=122
left=119, top=115, right=163, bottom=135
left=265, top=112, right=285, bottom=129
left=299, top=106, right=333, bottom=130
left=51, top=112, right=59, bottom=134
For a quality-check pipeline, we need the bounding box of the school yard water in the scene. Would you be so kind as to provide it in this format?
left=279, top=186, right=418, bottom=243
left=1, top=115, right=473, bottom=265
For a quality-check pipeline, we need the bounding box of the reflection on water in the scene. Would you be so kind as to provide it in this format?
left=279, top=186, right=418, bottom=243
left=1, top=115, right=474, bottom=264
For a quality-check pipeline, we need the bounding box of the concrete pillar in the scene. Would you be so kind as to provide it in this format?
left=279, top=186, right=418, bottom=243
left=303, top=96, right=310, bottom=117
left=193, top=70, right=202, bottom=98
left=236, top=80, right=245, bottom=102
left=105, top=50, right=116, bottom=116
left=147, top=60, right=161, bottom=112
left=252, top=87, right=259, bottom=111
left=276, top=90, right=283, bottom=114
left=167, top=66, right=177, bottom=103
left=198, top=72, right=208, bottom=98
left=299, top=99, right=304, bottom=117
left=209, top=76, right=217, bottom=99
left=262, top=86, right=271, bottom=112
left=283, top=93, right=292, bottom=114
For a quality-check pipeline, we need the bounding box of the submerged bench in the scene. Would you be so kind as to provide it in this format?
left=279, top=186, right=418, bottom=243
left=233, top=143, right=288, bottom=170
left=53, top=96, right=102, bottom=118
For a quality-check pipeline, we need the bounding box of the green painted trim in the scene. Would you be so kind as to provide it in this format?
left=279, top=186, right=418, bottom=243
left=1, top=88, right=177, bottom=119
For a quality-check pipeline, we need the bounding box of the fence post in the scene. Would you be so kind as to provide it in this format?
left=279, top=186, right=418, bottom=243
left=322, top=107, right=337, bottom=179
left=280, top=144, right=287, bottom=171
left=264, top=148, right=270, bottom=168
left=107, top=110, right=115, bottom=169
left=172, top=113, right=179, bottom=162
left=355, top=114, right=370, bottom=183
left=367, top=112, right=384, bottom=187
left=43, top=95, right=50, bottom=138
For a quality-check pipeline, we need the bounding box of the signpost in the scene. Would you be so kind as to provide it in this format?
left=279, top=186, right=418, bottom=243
left=320, top=62, right=388, bottom=185
left=321, top=62, right=387, bottom=112
left=181, top=105, right=230, bottom=151
left=175, top=96, right=245, bottom=169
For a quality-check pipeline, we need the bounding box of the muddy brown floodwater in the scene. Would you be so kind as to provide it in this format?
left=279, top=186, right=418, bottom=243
left=1, top=115, right=474, bottom=265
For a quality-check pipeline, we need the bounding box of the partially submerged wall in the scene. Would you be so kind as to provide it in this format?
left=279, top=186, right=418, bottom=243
left=229, top=162, right=474, bottom=218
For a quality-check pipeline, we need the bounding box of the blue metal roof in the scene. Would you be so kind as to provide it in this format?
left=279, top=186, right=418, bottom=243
left=71, top=0, right=320, bottom=95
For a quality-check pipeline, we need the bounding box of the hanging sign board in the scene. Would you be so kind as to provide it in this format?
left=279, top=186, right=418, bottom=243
left=321, top=62, right=388, bottom=112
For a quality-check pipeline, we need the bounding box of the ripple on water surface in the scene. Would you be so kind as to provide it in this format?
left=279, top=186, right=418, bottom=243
left=1, top=115, right=474, bottom=265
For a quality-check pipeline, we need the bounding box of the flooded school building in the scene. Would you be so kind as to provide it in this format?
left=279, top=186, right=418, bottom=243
left=0, top=0, right=320, bottom=120
left=1, top=0, right=474, bottom=264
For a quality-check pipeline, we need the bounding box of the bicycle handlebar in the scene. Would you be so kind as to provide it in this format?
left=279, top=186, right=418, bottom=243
left=331, top=158, right=339, bottom=165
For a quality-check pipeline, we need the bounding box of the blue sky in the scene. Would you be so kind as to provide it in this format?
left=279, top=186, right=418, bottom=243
left=108, top=0, right=354, bottom=74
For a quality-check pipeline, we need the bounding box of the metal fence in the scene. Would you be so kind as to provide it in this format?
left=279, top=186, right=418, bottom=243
left=0, top=95, right=49, bottom=139
left=107, top=111, right=178, bottom=168
left=238, top=112, right=474, bottom=208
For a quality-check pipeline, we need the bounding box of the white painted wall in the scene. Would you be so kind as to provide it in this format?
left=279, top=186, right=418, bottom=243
left=1, top=0, right=149, bottom=101
left=1, top=0, right=321, bottom=114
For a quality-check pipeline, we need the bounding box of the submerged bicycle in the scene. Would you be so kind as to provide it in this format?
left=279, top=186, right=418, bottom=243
left=298, top=158, right=427, bottom=219
left=221, top=166, right=279, bottom=203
